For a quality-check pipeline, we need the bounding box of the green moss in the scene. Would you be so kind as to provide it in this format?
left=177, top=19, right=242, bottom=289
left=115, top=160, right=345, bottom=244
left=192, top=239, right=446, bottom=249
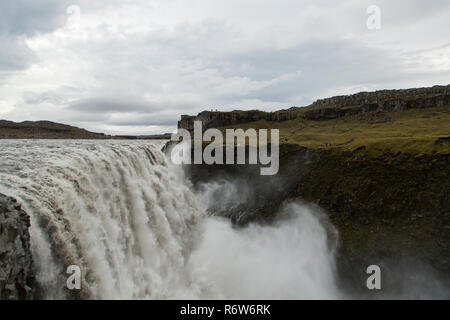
left=187, top=105, right=450, bottom=279
left=292, top=149, right=450, bottom=274
left=218, top=106, right=450, bottom=157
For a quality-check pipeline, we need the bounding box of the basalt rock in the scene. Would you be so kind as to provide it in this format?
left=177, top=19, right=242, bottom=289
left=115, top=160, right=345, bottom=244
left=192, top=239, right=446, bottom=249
left=0, top=194, right=35, bottom=300
left=183, top=146, right=450, bottom=296
left=178, top=85, right=450, bottom=131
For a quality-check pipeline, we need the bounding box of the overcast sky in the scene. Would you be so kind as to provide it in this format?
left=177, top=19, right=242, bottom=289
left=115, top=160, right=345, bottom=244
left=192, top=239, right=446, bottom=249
left=0, top=0, right=449, bottom=134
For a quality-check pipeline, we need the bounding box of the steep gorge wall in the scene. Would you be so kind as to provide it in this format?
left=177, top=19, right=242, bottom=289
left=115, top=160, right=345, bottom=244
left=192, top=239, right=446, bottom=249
left=183, top=146, right=450, bottom=293
left=0, top=194, right=34, bottom=300
left=310, top=85, right=450, bottom=109
left=290, top=149, right=450, bottom=290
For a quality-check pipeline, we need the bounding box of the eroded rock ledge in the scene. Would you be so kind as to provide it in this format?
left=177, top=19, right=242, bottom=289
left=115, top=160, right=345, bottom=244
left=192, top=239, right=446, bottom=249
left=178, top=84, right=450, bottom=132
left=0, top=194, right=35, bottom=300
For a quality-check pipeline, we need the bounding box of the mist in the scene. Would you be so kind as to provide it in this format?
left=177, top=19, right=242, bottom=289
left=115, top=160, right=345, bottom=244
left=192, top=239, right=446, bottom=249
left=193, top=172, right=450, bottom=300
left=187, top=202, right=342, bottom=299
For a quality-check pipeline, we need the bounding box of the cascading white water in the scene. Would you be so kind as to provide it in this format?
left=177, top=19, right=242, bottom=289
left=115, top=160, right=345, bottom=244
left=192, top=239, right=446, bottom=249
left=0, top=140, right=341, bottom=299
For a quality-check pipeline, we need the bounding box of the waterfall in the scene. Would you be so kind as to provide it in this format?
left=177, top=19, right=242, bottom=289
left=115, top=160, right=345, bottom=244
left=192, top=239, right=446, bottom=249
left=0, top=140, right=341, bottom=299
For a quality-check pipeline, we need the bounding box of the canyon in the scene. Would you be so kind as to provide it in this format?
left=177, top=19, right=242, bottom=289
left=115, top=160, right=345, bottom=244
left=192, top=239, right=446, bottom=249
left=1, top=85, right=449, bottom=299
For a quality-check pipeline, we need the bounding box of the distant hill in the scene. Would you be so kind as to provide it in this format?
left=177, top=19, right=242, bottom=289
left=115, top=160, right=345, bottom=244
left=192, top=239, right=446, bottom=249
left=0, top=120, right=172, bottom=140
left=0, top=120, right=112, bottom=139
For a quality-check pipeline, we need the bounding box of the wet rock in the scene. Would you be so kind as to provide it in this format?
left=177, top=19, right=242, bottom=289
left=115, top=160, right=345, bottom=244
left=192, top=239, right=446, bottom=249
left=0, top=194, right=35, bottom=300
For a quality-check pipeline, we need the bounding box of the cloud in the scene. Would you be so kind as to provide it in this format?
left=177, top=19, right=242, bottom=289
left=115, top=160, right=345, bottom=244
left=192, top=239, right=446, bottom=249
left=70, top=97, right=162, bottom=114
left=0, top=0, right=73, bottom=75
left=67, top=97, right=191, bottom=127
left=0, top=36, right=36, bottom=73
left=0, top=0, right=73, bottom=36
left=0, top=0, right=449, bottom=134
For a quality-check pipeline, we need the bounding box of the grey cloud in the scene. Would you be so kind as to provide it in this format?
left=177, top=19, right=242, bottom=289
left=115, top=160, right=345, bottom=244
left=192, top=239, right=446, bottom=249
left=200, top=38, right=414, bottom=105
left=0, top=36, right=36, bottom=73
left=67, top=97, right=193, bottom=127
left=0, top=0, right=74, bottom=75
left=68, top=109, right=180, bottom=127
left=23, top=91, right=66, bottom=105
left=378, top=0, right=450, bottom=24
left=108, top=116, right=179, bottom=127
left=0, top=0, right=74, bottom=36
left=1, top=0, right=449, bottom=135
left=70, top=97, right=160, bottom=114
left=69, top=96, right=194, bottom=114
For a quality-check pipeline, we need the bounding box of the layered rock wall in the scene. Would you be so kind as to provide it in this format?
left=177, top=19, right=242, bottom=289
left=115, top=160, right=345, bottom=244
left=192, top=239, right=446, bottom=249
left=178, top=85, right=450, bottom=131
left=0, top=194, right=34, bottom=300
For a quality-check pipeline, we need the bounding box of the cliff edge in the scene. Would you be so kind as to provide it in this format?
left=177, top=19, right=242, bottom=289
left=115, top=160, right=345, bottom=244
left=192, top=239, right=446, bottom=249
left=178, top=84, right=450, bottom=132
left=177, top=84, right=450, bottom=295
left=0, top=194, right=34, bottom=300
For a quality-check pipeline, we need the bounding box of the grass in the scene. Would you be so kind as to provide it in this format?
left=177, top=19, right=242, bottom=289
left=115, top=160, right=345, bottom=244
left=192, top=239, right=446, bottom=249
left=218, top=106, right=450, bottom=156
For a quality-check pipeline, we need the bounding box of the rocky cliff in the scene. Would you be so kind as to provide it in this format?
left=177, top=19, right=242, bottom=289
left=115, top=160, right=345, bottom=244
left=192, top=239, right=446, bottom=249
left=178, top=85, right=450, bottom=132
left=176, top=84, right=450, bottom=296
left=0, top=194, right=35, bottom=300
left=183, top=145, right=450, bottom=296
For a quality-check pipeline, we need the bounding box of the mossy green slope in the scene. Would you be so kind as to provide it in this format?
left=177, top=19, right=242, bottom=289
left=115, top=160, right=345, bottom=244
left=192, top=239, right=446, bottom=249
left=219, top=106, right=450, bottom=157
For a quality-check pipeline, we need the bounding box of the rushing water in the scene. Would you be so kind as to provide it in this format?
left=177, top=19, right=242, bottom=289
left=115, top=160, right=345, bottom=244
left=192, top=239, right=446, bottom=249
left=0, top=140, right=341, bottom=299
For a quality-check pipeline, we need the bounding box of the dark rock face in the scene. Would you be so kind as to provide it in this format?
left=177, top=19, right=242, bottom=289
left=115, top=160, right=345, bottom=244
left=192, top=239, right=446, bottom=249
left=309, top=85, right=450, bottom=110
left=183, top=146, right=450, bottom=296
left=178, top=110, right=273, bottom=133
left=178, top=85, right=450, bottom=131
left=288, top=150, right=450, bottom=293
left=178, top=109, right=304, bottom=133
left=0, top=194, right=35, bottom=300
